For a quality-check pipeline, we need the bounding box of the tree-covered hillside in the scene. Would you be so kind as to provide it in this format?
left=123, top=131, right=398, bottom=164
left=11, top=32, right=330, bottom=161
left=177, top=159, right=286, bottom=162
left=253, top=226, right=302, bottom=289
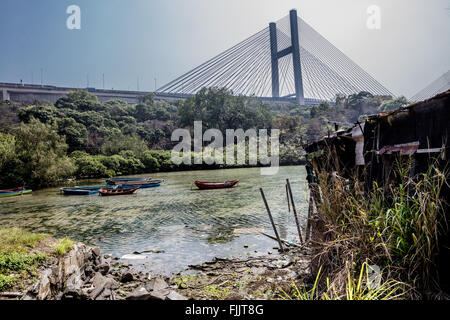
left=0, top=87, right=407, bottom=188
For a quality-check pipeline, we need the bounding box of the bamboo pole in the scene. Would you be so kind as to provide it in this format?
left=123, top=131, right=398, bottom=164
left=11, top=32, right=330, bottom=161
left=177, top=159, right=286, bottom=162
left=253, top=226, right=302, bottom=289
left=286, top=184, right=290, bottom=212
left=305, top=194, right=313, bottom=241
left=259, top=232, right=301, bottom=248
left=259, top=188, right=284, bottom=251
left=286, top=179, right=303, bottom=244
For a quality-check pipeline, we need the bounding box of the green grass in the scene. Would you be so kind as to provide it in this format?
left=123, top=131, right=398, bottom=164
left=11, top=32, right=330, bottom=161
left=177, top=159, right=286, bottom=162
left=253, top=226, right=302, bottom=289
left=201, top=285, right=231, bottom=299
left=0, top=227, right=49, bottom=253
left=0, top=274, right=16, bottom=291
left=53, top=238, right=74, bottom=256
left=0, top=227, right=51, bottom=292
left=0, top=251, right=47, bottom=273
left=280, top=264, right=406, bottom=300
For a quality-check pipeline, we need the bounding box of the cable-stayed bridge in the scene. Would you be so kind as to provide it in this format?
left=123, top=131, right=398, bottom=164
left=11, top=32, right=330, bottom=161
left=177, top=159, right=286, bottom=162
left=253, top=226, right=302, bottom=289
left=158, top=9, right=393, bottom=104
left=410, top=70, right=450, bottom=102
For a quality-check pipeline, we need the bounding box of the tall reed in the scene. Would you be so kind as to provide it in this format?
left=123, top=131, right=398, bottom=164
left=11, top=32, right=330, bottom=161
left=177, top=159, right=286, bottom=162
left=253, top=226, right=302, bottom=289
left=306, top=156, right=447, bottom=299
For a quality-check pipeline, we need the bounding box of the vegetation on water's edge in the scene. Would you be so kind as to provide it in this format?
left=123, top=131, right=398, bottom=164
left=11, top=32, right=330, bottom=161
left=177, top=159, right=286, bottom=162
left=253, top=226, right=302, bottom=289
left=0, top=88, right=407, bottom=188
left=53, top=238, right=74, bottom=256
left=0, top=228, right=53, bottom=292
left=283, top=160, right=448, bottom=300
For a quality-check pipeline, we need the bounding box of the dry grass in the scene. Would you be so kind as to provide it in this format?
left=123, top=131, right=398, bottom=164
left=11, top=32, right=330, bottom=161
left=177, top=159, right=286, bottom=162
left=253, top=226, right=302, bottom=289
left=303, top=156, right=448, bottom=299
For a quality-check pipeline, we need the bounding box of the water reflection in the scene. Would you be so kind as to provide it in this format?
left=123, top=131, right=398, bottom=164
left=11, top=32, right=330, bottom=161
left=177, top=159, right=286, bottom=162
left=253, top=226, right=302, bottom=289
left=0, top=166, right=309, bottom=274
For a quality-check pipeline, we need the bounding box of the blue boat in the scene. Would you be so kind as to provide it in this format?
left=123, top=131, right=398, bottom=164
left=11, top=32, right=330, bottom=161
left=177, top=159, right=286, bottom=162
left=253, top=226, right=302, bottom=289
left=120, top=180, right=163, bottom=189
left=73, top=186, right=105, bottom=190
left=0, top=189, right=32, bottom=198
left=60, top=188, right=100, bottom=195
left=106, top=177, right=151, bottom=185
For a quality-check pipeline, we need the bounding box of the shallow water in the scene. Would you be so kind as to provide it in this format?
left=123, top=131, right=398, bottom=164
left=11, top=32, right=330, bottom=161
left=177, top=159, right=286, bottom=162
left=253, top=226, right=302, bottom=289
left=0, top=166, right=309, bottom=275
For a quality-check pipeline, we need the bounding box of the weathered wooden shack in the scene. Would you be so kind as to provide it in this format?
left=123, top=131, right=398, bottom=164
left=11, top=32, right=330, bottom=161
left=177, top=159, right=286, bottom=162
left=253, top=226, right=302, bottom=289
left=304, top=89, right=450, bottom=292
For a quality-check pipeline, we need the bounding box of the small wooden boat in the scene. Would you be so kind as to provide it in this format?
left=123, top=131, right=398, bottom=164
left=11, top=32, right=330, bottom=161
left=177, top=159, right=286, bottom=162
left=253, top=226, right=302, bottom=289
left=0, top=187, right=26, bottom=193
left=60, top=188, right=99, bottom=195
left=60, top=185, right=108, bottom=195
left=0, top=189, right=32, bottom=198
left=111, top=179, right=164, bottom=188
left=73, top=186, right=105, bottom=190
left=106, top=177, right=151, bottom=185
left=194, top=180, right=239, bottom=190
left=98, top=187, right=139, bottom=196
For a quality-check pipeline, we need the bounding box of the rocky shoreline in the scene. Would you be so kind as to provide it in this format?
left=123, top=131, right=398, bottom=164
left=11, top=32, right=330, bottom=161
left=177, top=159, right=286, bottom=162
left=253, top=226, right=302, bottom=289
left=0, top=241, right=310, bottom=300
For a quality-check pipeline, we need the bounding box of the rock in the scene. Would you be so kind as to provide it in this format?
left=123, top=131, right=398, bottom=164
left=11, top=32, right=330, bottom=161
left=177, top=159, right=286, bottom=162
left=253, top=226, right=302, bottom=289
left=149, top=289, right=170, bottom=300
left=145, top=277, right=169, bottom=292
left=98, top=262, right=110, bottom=275
left=125, top=287, right=152, bottom=300
left=85, top=265, right=94, bottom=278
left=64, top=271, right=84, bottom=296
left=36, top=272, right=51, bottom=300
left=91, top=247, right=101, bottom=257
left=149, top=249, right=165, bottom=254
left=166, top=291, right=188, bottom=300
left=120, top=271, right=134, bottom=283
left=101, top=288, right=112, bottom=300
left=90, top=273, right=118, bottom=300
left=104, top=254, right=112, bottom=259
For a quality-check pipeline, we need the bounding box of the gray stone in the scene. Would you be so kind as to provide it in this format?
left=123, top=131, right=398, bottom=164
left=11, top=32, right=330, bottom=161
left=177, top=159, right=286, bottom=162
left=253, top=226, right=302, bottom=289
left=98, top=262, right=110, bottom=275
left=91, top=247, right=101, bottom=257
left=145, top=277, right=168, bottom=292
left=149, top=289, right=170, bottom=300
left=125, top=287, right=152, bottom=300
left=90, top=273, right=118, bottom=300
left=36, top=273, right=51, bottom=300
left=166, top=291, right=188, bottom=300
left=120, top=271, right=134, bottom=283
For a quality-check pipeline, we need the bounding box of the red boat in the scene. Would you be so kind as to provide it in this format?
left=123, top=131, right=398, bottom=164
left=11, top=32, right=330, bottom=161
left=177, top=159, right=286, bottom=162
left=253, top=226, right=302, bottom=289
left=98, top=187, right=139, bottom=196
left=0, top=187, right=26, bottom=193
left=194, top=180, right=239, bottom=190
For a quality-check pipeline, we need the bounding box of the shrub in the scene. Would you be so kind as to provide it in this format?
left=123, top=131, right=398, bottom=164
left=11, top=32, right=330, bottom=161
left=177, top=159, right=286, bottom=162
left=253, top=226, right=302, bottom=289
left=53, top=238, right=74, bottom=256
left=73, top=155, right=109, bottom=178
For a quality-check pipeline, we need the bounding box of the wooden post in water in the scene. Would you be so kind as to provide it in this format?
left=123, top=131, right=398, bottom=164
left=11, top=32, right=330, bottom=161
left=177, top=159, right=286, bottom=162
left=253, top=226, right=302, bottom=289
left=305, top=194, right=314, bottom=241
left=259, top=188, right=284, bottom=251
left=286, top=179, right=303, bottom=244
left=286, top=184, right=290, bottom=212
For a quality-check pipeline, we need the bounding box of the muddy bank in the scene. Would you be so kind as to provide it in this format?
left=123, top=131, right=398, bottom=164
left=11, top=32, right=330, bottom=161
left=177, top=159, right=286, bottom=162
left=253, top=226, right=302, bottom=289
left=170, top=246, right=311, bottom=300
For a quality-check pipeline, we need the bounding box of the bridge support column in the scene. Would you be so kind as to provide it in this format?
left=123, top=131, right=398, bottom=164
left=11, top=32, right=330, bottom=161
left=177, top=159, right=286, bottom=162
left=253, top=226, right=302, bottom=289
left=2, top=89, right=10, bottom=101
left=289, top=9, right=305, bottom=105
left=268, top=9, right=305, bottom=104
left=269, top=22, right=280, bottom=98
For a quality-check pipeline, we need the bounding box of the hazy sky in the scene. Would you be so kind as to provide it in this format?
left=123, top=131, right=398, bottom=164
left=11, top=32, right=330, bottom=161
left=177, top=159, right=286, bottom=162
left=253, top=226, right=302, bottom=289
left=0, top=0, right=448, bottom=97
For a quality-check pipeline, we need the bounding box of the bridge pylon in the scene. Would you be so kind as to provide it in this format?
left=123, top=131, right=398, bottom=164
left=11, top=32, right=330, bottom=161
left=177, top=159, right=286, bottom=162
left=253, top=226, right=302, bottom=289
left=269, top=9, right=305, bottom=104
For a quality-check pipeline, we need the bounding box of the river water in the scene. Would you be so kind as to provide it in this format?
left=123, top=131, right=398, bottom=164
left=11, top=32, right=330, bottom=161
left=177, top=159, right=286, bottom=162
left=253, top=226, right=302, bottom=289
left=0, top=166, right=309, bottom=275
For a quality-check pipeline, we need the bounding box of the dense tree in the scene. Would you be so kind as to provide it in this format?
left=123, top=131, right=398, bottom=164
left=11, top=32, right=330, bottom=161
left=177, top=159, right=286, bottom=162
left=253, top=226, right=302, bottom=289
left=0, top=133, right=16, bottom=168
left=18, top=105, right=56, bottom=124
left=178, top=88, right=273, bottom=133
left=56, top=118, right=88, bottom=152
left=0, top=119, right=75, bottom=187
left=55, top=90, right=102, bottom=112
